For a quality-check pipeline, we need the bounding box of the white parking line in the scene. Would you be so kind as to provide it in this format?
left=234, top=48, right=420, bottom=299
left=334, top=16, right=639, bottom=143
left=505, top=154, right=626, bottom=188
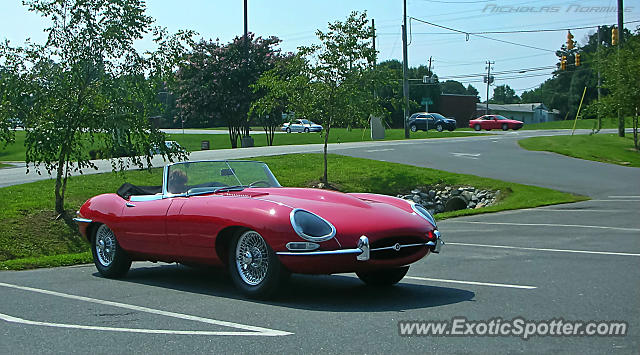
left=608, top=196, right=640, bottom=198
left=590, top=199, right=640, bottom=202
left=365, top=148, right=394, bottom=153
left=0, top=282, right=292, bottom=336
left=448, top=221, right=640, bottom=232
left=446, top=242, right=640, bottom=257
left=530, top=209, right=627, bottom=213
left=404, top=276, right=536, bottom=290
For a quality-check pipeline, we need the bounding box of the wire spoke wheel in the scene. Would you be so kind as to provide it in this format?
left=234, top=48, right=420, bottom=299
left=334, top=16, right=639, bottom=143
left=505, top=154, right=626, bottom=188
left=235, top=231, right=270, bottom=286
left=91, top=223, right=131, bottom=278
left=95, top=224, right=117, bottom=267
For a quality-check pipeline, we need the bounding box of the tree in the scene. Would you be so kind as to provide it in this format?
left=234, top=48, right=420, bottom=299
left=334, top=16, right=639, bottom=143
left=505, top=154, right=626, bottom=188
left=466, top=84, right=480, bottom=100
left=251, top=54, right=306, bottom=146
left=175, top=34, right=281, bottom=148
left=0, top=62, right=28, bottom=146
left=0, top=0, right=187, bottom=228
left=296, top=11, right=386, bottom=183
left=377, top=60, right=440, bottom=127
left=440, top=80, right=467, bottom=95
left=590, top=30, right=640, bottom=145
left=491, top=84, right=520, bottom=104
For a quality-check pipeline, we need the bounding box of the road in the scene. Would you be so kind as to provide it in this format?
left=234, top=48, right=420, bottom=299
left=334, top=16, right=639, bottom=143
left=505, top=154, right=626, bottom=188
left=1, top=128, right=639, bottom=354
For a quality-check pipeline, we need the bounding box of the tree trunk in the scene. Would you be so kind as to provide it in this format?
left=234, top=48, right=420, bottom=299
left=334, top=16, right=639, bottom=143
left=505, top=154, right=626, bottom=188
left=53, top=155, right=78, bottom=232
left=322, top=122, right=331, bottom=184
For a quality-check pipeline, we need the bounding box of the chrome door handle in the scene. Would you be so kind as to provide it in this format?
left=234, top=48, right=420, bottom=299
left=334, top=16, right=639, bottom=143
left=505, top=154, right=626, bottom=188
left=125, top=203, right=136, bottom=207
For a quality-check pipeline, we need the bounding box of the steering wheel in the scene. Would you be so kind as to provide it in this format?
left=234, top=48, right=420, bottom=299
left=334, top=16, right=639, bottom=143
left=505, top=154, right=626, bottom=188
left=248, top=180, right=271, bottom=188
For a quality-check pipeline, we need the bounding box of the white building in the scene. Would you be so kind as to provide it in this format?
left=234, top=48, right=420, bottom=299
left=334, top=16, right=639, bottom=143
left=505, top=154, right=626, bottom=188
left=476, top=103, right=557, bottom=124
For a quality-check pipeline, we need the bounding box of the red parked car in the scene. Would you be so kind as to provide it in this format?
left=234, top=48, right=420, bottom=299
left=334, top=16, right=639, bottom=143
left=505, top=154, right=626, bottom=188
left=469, top=115, right=524, bottom=131
left=74, top=160, right=443, bottom=298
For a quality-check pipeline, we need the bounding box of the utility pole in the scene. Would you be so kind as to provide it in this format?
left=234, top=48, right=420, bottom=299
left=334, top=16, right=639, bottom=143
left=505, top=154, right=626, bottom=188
left=617, top=0, right=625, bottom=137
left=244, top=0, right=248, bottom=37
left=402, top=0, right=410, bottom=138
left=428, top=56, right=433, bottom=74
left=372, top=19, right=376, bottom=67
left=485, top=60, right=494, bottom=115
left=597, top=26, right=602, bottom=132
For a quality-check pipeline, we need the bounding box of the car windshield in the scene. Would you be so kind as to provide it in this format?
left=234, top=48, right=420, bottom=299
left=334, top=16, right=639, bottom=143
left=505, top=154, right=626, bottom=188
left=495, top=115, right=509, bottom=120
left=165, top=161, right=281, bottom=195
left=301, top=119, right=311, bottom=124
left=431, top=113, right=447, bottom=120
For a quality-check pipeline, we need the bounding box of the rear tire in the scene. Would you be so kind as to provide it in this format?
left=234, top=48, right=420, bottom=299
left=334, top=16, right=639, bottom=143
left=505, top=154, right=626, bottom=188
left=474, top=124, right=481, bottom=131
left=356, top=266, right=409, bottom=287
left=436, top=124, right=444, bottom=132
left=228, top=229, right=289, bottom=299
left=502, top=123, right=509, bottom=131
left=92, top=224, right=131, bottom=278
left=410, top=125, right=417, bottom=132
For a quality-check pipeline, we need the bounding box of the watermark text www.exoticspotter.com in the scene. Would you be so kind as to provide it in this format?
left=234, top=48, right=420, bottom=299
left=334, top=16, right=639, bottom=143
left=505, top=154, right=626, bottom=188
left=398, top=317, right=628, bottom=340
left=482, top=3, right=633, bottom=14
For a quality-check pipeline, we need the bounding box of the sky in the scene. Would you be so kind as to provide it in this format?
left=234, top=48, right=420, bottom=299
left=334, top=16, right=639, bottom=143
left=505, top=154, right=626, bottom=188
left=1, top=0, right=638, bottom=102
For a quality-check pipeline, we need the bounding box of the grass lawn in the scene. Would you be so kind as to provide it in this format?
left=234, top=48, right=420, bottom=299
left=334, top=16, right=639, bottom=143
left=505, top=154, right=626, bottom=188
left=0, top=131, right=27, bottom=162
left=167, top=128, right=479, bottom=152
left=0, top=153, right=586, bottom=270
left=0, top=128, right=481, bottom=162
left=518, top=133, right=640, bottom=167
left=521, top=117, right=634, bottom=130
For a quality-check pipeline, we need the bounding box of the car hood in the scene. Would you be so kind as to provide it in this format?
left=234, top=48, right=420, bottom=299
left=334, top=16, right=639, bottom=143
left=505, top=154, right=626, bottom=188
left=236, top=187, right=432, bottom=244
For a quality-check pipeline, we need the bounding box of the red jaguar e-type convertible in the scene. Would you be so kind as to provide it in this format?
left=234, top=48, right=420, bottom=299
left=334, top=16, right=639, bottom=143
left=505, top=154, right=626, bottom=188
left=74, top=160, right=443, bottom=298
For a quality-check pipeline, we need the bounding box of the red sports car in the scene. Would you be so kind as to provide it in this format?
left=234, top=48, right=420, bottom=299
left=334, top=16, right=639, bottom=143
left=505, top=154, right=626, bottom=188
left=469, top=115, right=524, bottom=131
left=74, top=160, right=443, bottom=298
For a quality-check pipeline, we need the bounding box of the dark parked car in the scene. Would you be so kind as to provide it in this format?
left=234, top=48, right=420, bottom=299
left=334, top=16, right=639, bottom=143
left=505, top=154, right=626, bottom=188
left=408, top=113, right=456, bottom=132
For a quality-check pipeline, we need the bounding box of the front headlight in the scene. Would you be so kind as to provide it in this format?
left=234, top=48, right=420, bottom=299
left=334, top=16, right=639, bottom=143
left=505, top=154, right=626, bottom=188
left=411, top=202, right=437, bottom=228
left=289, top=209, right=336, bottom=242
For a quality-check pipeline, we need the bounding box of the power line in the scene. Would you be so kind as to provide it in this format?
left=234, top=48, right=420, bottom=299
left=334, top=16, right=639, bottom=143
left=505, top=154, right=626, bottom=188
left=400, top=19, right=640, bottom=37
left=471, top=19, right=640, bottom=34
left=409, top=16, right=556, bottom=52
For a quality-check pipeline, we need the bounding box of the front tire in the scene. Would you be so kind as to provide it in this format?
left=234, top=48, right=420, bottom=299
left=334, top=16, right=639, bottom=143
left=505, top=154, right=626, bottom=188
left=92, top=224, right=131, bottom=278
left=356, top=266, right=409, bottom=287
left=228, top=229, right=288, bottom=299
left=304, top=127, right=310, bottom=133
left=286, top=127, right=291, bottom=133
left=474, top=124, right=481, bottom=131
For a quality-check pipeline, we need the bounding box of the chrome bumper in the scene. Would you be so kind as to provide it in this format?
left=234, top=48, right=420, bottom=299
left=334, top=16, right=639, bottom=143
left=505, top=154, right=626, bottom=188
left=276, top=233, right=444, bottom=261
left=73, top=217, right=92, bottom=223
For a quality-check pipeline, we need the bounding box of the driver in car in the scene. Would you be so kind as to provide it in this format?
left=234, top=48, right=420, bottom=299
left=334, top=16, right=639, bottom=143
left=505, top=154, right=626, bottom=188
left=168, top=169, right=188, bottom=194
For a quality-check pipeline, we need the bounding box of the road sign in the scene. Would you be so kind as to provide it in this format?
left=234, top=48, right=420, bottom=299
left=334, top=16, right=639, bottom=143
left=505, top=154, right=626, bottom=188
left=422, top=76, right=435, bottom=84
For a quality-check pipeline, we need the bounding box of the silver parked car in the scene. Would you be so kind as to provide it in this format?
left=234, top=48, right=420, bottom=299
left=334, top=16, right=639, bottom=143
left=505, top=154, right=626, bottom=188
left=281, top=119, right=323, bottom=133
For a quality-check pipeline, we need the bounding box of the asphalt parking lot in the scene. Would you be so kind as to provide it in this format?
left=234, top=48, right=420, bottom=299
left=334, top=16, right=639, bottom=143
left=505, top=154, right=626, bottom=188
left=1, top=130, right=639, bottom=354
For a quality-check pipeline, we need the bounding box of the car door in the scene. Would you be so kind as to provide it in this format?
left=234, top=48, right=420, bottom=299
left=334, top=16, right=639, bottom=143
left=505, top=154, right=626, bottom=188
left=292, top=119, right=304, bottom=132
left=491, top=116, right=501, bottom=129
left=415, top=114, right=427, bottom=130
left=118, top=197, right=174, bottom=255
left=424, top=114, right=436, bottom=130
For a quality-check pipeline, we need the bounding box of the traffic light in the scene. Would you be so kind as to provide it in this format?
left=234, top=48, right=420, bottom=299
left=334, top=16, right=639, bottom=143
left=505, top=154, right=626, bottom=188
left=612, top=27, right=619, bottom=45
left=575, top=53, right=581, bottom=67
left=567, top=31, right=575, bottom=50
left=560, top=55, right=567, bottom=70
